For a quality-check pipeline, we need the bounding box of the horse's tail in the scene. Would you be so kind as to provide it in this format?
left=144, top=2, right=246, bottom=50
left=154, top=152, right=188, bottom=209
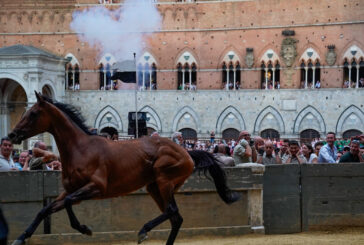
left=188, top=150, right=241, bottom=204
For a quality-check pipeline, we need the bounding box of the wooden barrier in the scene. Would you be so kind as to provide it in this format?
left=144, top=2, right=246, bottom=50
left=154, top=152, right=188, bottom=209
left=0, top=165, right=264, bottom=244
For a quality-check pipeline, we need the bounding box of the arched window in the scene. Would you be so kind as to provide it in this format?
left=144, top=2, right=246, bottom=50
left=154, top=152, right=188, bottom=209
left=179, top=128, right=197, bottom=140
left=221, top=51, right=241, bottom=90
left=260, top=129, right=280, bottom=140
left=65, top=54, right=80, bottom=91
left=300, top=129, right=320, bottom=143
left=98, top=53, right=116, bottom=91
left=222, top=128, right=240, bottom=141
left=342, top=129, right=362, bottom=139
left=300, top=60, right=321, bottom=89
left=260, top=49, right=280, bottom=90
left=342, top=45, right=364, bottom=88
left=137, top=52, right=158, bottom=91
left=176, top=51, right=198, bottom=91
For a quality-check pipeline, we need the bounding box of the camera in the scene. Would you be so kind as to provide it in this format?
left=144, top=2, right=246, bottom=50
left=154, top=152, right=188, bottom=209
left=28, top=149, right=33, bottom=155
left=274, top=147, right=280, bottom=154
left=258, top=148, right=265, bottom=155
left=249, top=139, right=254, bottom=147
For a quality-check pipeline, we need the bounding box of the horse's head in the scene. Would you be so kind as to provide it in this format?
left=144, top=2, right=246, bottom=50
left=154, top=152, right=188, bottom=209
left=8, top=91, right=52, bottom=144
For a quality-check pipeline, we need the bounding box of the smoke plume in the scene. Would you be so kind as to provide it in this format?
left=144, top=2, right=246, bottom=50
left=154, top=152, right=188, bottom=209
left=70, top=0, right=161, bottom=62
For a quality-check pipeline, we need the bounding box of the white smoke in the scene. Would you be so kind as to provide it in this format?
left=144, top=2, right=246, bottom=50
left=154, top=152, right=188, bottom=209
left=70, top=0, right=161, bottom=62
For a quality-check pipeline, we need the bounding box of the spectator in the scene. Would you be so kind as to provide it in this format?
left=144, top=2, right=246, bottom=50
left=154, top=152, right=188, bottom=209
left=256, top=140, right=281, bottom=165
left=278, top=139, right=290, bottom=162
left=29, top=141, right=58, bottom=170
left=213, top=144, right=235, bottom=167
left=282, top=140, right=307, bottom=164
left=0, top=137, right=17, bottom=171
left=151, top=132, right=159, bottom=137
left=318, top=132, right=337, bottom=163
left=315, top=80, right=321, bottom=88
left=210, top=131, right=215, bottom=144
left=336, top=152, right=343, bottom=163
left=342, top=145, right=350, bottom=155
left=233, top=130, right=253, bottom=164
left=171, top=132, right=184, bottom=147
left=0, top=206, right=8, bottom=245
left=301, top=143, right=318, bottom=163
left=18, top=151, right=30, bottom=170
left=339, top=140, right=364, bottom=163
left=314, top=141, right=324, bottom=157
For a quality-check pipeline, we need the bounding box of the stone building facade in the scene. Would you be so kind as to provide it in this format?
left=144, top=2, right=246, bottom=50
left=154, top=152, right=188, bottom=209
left=0, top=0, right=363, bottom=148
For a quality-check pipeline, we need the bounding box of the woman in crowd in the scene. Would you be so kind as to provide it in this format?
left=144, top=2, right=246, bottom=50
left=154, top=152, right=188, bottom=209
left=301, top=143, right=318, bottom=163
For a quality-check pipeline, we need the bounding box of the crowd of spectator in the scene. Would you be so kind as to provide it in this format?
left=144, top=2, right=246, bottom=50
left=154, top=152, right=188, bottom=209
left=1, top=130, right=363, bottom=172
left=0, top=137, right=62, bottom=172
left=170, top=131, right=364, bottom=167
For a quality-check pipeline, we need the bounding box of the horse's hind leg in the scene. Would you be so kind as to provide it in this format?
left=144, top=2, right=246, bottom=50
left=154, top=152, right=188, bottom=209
left=138, top=182, right=183, bottom=245
left=63, top=183, right=100, bottom=236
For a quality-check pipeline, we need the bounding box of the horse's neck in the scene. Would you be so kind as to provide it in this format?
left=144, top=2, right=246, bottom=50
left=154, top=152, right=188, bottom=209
left=48, top=107, right=87, bottom=161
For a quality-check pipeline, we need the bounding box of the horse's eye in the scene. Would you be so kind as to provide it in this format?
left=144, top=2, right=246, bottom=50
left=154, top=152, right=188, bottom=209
left=30, top=111, right=38, bottom=118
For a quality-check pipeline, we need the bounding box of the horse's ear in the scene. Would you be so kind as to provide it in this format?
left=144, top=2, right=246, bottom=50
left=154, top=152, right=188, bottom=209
left=34, top=91, right=44, bottom=104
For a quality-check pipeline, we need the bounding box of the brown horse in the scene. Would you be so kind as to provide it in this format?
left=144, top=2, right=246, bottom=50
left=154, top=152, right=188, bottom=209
left=8, top=92, right=240, bottom=245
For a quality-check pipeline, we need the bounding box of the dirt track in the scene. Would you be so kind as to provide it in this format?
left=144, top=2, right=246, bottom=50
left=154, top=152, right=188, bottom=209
left=115, top=228, right=364, bottom=245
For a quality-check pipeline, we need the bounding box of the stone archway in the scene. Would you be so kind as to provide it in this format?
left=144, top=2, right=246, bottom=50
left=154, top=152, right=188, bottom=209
left=0, top=78, right=28, bottom=148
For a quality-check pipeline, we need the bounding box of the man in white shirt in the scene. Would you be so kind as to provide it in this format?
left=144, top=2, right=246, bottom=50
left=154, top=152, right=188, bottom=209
left=0, top=137, right=17, bottom=171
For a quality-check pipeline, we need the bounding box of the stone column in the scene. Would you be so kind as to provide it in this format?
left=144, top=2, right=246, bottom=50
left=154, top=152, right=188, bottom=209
left=227, top=67, right=230, bottom=90
left=312, top=67, right=316, bottom=88
left=182, top=69, right=185, bottom=90
left=233, top=68, right=236, bottom=90
left=149, top=69, right=152, bottom=91
left=304, top=67, right=308, bottom=89
left=356, top=64, right=360, bottom=88
left=348, top=65, right=352, bottom=88
left=189, top=69, right=192, bottom=89
left=103, top=72, right=106, bottom=90
left=0, top=105, right=10, bottom=138
left=72, top=71, right=75, bottom=91
left=265, top=68, right=268, bottom=90
left=272, top=68, right=276, bottom=90
left=142, top=70, right=145, bottom=90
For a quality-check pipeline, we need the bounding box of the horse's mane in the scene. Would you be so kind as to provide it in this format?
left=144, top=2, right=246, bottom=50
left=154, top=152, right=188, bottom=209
left=41, top=95, right=93, bottom=135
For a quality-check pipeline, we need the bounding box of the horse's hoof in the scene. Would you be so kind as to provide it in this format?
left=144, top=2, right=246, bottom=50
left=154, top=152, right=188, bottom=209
left=81, top=225, right=93, bottom=236
left=11, top=240, right=25, bottom=245
left=137, top=232, right=148, bottom=244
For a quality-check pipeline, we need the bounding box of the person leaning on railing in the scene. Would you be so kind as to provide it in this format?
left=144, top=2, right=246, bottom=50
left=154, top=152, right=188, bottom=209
left=339, top=140, right=364, bottom=163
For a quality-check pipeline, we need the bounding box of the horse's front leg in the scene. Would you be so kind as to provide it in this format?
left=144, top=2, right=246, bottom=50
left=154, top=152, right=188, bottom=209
left=11, top=192, right=67, bottom=245
left=63, top=182, right=101, bottom=236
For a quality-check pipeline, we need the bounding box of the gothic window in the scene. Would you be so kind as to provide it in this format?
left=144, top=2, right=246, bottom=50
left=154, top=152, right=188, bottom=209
left=342, top=45, right=364, bottom=88
left=260, top=129, right=280, bottom=140
left=300, top=129, right=320, bottom=143
left=179, top=128, right=197, bottom=140
left=176, top=51, right=198, bottom=90
left=65, top=54, right=80, bottom=91
left=260, top=50, right=280, bottom=90
left=98, top=53, right=116, bottom=91
left=342, top=129, right=362, bottom=139
left=221, top=51, right=241, bottom=90
left=222, top=128, right=240, bottom=141
left=300, top=60, right=321, bottom=89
